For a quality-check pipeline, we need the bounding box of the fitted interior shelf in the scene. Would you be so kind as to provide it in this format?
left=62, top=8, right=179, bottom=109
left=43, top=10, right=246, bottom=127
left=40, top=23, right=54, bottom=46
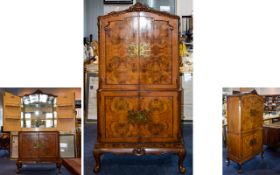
left=3, top=91, right=76, bottom=132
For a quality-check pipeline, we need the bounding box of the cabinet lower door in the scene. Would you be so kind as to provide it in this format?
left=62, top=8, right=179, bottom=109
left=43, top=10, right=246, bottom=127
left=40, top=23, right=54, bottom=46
left=19, top=132, right=38, bottom=160
left=99, top=91, right=139, bottom=142
left=99, top=91, right=180, bottom=143
left=241, top=134, right=254, bottom=160
left=139, top=91, right=180, bottom=142
left=38, top=132, right=59, bottom=160
left=241, top=130, right=262, bottom=160
left=252, top=129, right=263, bottom=154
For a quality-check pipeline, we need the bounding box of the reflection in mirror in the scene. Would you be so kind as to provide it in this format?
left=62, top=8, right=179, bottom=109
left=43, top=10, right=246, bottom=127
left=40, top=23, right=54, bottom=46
left=21, top=90, right=57, bottom=128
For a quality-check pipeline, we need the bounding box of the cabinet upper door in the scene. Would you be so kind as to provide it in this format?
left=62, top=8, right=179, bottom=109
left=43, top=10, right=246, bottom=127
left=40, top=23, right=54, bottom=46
left=18, top=132, right=38, bottom=160
left=38, top=132, right=59, bottom=160
left=139, top=13, right=179, bottom=90
left=241, top=94, right=263, bottom=132
left=56, top=92, right=76, bottom=132
left=99, top=12, right=140, bottom=90
left=3, top=92, right=21, bottom=131
left=57, top=92, right=75, bottom=118
left=99, top=3, right=179, bottom=90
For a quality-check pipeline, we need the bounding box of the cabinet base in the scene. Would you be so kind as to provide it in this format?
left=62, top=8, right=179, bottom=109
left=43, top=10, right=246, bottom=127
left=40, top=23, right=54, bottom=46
left=93, top=142, right=186, bottom=174
left=16, top=160, right=62, bottom=174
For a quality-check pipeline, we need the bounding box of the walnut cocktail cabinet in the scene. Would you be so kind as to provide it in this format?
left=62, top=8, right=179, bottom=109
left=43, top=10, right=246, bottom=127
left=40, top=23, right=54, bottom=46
left=226, top=91, right=264, bottom=173
left=93, top=2, right=186, bottom=174
left=16, top=131, right=62, bottom=173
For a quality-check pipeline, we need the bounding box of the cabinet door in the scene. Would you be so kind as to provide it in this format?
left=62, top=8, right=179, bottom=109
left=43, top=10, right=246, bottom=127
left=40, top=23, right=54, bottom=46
left=99, top=91, right=139, bottom=142
left=139, top=91, right=180, bottom=142
left=38, top=132, right=59, bottom=160
left=241, top=94, right=264, bottom=132
left=18, top=132, right=38, bottom=160
left=57, top=92, right=75, bottom=132
left=99, top=14, right=139, bottom=90
left=252, top=129, right=263, bottom=154
left=3, top=92, right=21, bottom=131
left=241, top=134, right=254, bottom=160
left=139, top=13, right=179, bottom=90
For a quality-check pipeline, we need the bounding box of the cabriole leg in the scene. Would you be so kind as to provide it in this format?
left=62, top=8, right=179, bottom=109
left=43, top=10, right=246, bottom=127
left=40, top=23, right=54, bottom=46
left=56, top=162, right=62, bottom=174
left=226, top=157, right=230, bottom=166
left=237, top=163, right=242, bottom=173
left=178, top=149, right=186, bottom=174
left=93, top=149, right=102, bottom=173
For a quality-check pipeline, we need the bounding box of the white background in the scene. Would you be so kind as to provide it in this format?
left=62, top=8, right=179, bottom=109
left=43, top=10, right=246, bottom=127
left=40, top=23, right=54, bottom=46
left=1, top=0, right=280, bottom=175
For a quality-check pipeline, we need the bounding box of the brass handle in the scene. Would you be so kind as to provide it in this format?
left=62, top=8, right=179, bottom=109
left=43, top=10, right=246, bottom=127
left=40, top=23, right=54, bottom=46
left=133, top=147, right=145, bottom=156
left=128, top=43, right=151, bottom=58
left=250, top=139, right=256, bottom=146
left=250, top=109, right=257, bottom=117
left=34, top=142, right=44, bottom=149
left=128, top=110, right=150, bottom=124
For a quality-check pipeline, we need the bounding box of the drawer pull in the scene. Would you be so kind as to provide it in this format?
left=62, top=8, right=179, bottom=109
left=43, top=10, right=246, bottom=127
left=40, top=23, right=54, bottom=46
left=132, top=147, right=145, bottom=156
left=250, top=109, right=257, bottom=117
left=250, top=139, right=256, bottom=146
left=128, top=110, right=150, bottom=124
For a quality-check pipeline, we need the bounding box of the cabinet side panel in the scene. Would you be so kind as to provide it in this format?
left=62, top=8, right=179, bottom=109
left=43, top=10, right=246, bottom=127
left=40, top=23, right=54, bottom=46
left=227, top=133, right=241, bottom=162
left=227, top=96, right=240, bottom=133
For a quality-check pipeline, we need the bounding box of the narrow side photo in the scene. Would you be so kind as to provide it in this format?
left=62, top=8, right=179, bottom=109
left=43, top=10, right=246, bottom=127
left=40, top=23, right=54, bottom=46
left=223, top=88, right=280, bottom=175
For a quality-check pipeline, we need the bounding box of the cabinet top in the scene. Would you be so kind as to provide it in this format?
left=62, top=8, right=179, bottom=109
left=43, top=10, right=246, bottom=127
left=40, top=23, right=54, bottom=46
left=227, top=90, right=261, bottom=98
left=98, top=2, right=180, bottom=20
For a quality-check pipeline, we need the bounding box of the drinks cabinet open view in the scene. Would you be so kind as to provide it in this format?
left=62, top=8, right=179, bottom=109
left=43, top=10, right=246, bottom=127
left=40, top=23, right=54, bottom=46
left=3, top=90, right=77, bottom=173
left=93, top=2, right=186, bottom=174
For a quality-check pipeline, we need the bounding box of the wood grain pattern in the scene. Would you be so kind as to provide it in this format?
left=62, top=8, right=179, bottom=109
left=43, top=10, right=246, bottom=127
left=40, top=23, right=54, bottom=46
left=95, top=2, right=185, bottom=174
left=3, top=92, right=21, bottom=131
left=17, top=131, right=61, bottom=173
left=226, top=92, right=264, bottom=171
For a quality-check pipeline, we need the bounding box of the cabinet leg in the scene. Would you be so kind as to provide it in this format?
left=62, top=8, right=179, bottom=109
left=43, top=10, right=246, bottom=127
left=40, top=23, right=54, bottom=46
left=56, top=162, right=62, bottom=174
left=178, top=149, right=186, bottom=174
left=93, top=149, right=102, bottom=173
left=237, top=163, right=242, bottom=173
left=226, top=157, right=230, bottom=166
left=16, top=161, right=22, bottom=174
left=261, top=151, right=264, bottom=159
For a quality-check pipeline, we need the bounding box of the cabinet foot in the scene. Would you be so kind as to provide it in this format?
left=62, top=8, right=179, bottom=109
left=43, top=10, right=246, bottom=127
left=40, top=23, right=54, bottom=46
left=56, top=162, right=62, bottom=174
left=237, top=163, right=242, bottom=173
left=16, top=161, right=22, bottom=174
left=178, top=149, right=186, bottom=174
left=93, top=149, right=102, bottom=173
left=226, top=157, right=230, bottom=166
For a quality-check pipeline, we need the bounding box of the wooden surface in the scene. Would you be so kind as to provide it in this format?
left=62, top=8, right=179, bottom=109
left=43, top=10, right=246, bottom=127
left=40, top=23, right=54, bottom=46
left=263, top=121, right=280, bottom=149
left=94, top=2, right=186, bottom=174
left=3, top=92, right=21, bottom=131
left=3, top=91, right=76, bottom=132
left=227, top=92, right=264, bottom=172
left=16, top=131, right=61, bottom=173
left=62, top=158, right=81, bottom=175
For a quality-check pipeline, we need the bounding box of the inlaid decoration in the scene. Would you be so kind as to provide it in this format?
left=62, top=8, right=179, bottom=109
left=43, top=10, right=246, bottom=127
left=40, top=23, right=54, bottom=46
left=105, top=96, right=139, bottom=138
left=105, top=17, right=139, bottom=85
left=140, top=20, right=173, bottom=85
left=241, top=95, right=263, bottom=131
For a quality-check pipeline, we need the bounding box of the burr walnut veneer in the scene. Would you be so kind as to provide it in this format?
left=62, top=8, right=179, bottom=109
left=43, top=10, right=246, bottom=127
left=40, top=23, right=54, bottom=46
left=16, top=131, right=61, bottom=173
left=93, top=2, right=186, bottom=174
left=226, top=91, right=264, bottom=173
